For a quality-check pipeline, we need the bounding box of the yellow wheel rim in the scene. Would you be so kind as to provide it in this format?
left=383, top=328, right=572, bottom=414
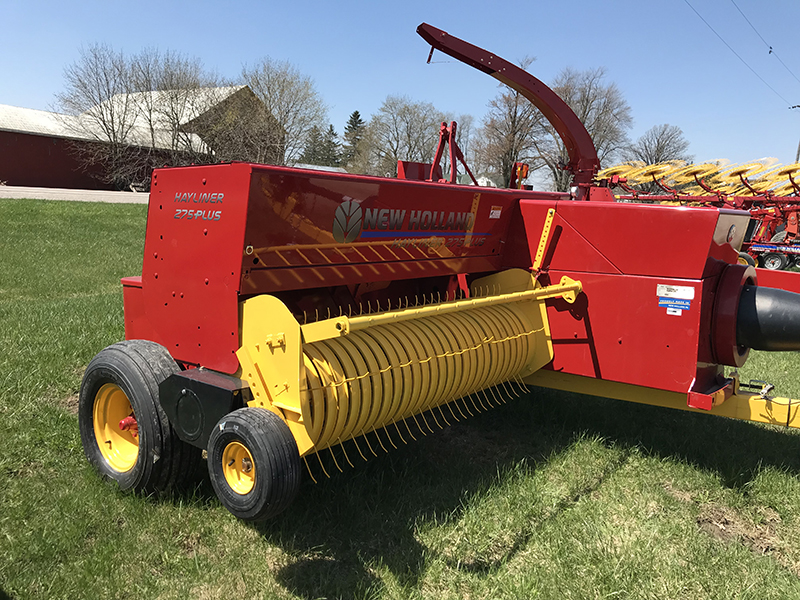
left=93, top=383, right=139, bottom=473
left=222, top=441, right=256, bottom=495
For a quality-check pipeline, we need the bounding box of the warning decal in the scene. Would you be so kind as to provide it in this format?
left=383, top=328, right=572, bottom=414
left=657, top=284, right=694, bottom=316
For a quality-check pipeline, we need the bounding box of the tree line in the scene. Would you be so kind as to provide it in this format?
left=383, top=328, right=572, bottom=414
left=56, top=45, right=692, bottom=191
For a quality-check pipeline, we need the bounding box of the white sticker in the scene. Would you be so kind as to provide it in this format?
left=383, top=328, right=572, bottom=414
left=489, top=206, right=502, bottom=219
left=666, top=307, right=683, bottom=316
left=656, top=284, right=695, bottom=300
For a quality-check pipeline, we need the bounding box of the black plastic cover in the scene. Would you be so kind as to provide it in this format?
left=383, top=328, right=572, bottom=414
left=737, top=284, right=800, bottom=351
left=159, top=369, right=249, bottom=449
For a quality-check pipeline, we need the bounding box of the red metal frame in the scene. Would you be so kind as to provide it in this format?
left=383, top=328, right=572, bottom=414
left=427, top=121, right=479, bottom=186
left=417, top=23, right=601, bottom=197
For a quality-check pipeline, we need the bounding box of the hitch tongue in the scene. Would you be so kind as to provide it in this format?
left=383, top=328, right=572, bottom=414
left=739, top=379, right=776, bottom=399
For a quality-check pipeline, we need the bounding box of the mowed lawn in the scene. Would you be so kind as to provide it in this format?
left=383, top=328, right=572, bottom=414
left=4, top=197, right=800, bottom=599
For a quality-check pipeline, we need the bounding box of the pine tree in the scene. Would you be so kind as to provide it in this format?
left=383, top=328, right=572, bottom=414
left=300, top=125, right=341, bottom=167
left=320, top=125, right=341, bottom=167
left=300, top=126, right=324, bottom=165
left=342, top=110, right=366, bottom=167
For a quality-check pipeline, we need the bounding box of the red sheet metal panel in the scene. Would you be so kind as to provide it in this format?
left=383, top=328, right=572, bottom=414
left=755, top=268, right=800, bottom=294
left=136, top=163, right=253, bottom=373
left=239, top=167, right=524, bottom=294
left=542, top=270, right=712, bottom=394
left=516, top=199, right=750, bottom=397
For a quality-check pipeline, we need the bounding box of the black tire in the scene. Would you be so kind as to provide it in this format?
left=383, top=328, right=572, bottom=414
left=737, top=252, right=756, bottom=267
left=79, top=340, right=203, bottom=493
left=207, top=407, right=301, bottom=521
left=760, top=253, right=787, bottom=271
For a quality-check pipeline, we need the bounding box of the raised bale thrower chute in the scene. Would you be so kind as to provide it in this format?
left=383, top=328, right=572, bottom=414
left=79, top=23, right=800, bottom=521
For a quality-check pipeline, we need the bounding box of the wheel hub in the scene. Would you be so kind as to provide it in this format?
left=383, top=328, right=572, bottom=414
left=222, top=441, right=256, bottom=495
left=93, top=383, right=139, bottom=472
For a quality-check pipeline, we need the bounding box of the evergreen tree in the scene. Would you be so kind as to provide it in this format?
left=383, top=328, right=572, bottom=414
left=342, top=110, right=366, bottom=167
left=300, top=126, right=324, bottom=165
left=300, top=124, right=341, bottom=167
left=320, top=124, right=341, bottom=167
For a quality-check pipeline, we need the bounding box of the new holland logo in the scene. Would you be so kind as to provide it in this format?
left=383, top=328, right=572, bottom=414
left=332, top=199, right=363, bottom=243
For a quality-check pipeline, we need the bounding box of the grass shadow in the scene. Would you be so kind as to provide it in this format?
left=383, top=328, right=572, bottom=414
left=245, top=390, right=619, bottom=598
left=542, top=387, right=800, bottom=490
left=239, top=386, right=800, bottom=598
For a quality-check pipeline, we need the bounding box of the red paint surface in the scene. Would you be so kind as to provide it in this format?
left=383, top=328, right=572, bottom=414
left=123, top=162, right=754, bottom=398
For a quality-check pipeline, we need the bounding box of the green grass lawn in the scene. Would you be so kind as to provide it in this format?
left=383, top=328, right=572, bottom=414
left=4, top=197, right=800, bottom=599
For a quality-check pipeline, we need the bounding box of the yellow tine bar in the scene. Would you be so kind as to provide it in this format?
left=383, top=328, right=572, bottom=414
left=448, top=311, right=492, bottom=396
left=315, top=450, right=330, bottom=479
left=301, top=277, right=581, bottom=344
left=360, top=429, right=378, bottom=457
left=303, top=344, right=344, bottom=449
left=328, top=446, right=343, bottom=473
left=411, top=317, right=452, bottom=413
left=397, top=320, right=437, bottom=415
left=351, top=436, right=368, bottom=462
left=303, top=456, right=318, bottom=484
left=361, top=327, right=405, bottom=424
left=316, top=338, right=366, bottom=442
left=301, top=352, right=326, bottom=443
left=374, top=323, right=418, bottom=423
left=338, top=438, right=355, bottom=468
left=340, top=333, right=390, bottom=433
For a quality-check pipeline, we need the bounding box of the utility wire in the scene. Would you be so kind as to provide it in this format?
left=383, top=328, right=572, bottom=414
left=730, top=0, right=800, bottom=87
left=682, top=0, right=791, bottom=106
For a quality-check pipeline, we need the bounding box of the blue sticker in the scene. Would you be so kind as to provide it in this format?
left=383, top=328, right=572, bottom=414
left=658, top=297, right=691, bottom=311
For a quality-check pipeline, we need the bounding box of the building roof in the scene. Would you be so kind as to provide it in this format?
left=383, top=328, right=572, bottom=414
left=0, top=85, right=250, bottom=151
left=89, top=85, right=248, bottom=131
left=0, top=104, right=79, bottom=139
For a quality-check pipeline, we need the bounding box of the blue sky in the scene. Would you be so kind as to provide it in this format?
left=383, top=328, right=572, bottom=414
left=3, top=0, right=800, bottom=167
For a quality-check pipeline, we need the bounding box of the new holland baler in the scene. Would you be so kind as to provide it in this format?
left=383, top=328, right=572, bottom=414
left=79, top=24, right=800, bottom=521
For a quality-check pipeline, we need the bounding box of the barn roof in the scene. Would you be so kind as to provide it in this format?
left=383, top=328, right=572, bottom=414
left=0, top=85, right=252, bottom=151
left=0, top=104, right=78, bottom=139
left=88, top=85, right=248, bottom=131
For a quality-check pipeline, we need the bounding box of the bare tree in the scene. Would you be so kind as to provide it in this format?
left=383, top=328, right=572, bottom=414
left=242, top=58, right=327, bottom=165
left=474, top=58, right=541, bottom=188
left=346, top=122, right=380, bottom=175
left=131, top=48, right=220, bottom=163
left=56, top=45, right=227, bottom=188
left=58, top=46, right=328, bottom=186
left=55, top=44, right=143, bottom=188
left=453, top=113, right=474, bottom=166
left=531, top=67, right=633, bottom=192
left=619, top=124, right=693, bottom=194
left=624, top=124, right=692, bottom=165
left=365, top=95, right=447, bottom=176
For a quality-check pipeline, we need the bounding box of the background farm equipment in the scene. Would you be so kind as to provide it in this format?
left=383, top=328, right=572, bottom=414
left=80, top=23, right=800, bottom=521
left=601, top=160, right=800, bottom=271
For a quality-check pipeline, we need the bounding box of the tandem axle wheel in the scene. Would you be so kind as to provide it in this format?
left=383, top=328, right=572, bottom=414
left=207, top=408, right=301, bottom=521
left=79, top=340, right=203, bottom=493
